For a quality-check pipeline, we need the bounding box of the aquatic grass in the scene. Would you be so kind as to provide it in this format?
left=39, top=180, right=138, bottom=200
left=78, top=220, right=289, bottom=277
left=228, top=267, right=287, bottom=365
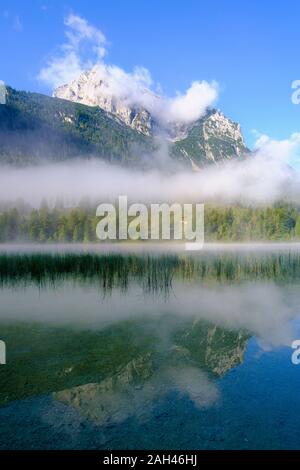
left=0, top=251, right=300, bottom=293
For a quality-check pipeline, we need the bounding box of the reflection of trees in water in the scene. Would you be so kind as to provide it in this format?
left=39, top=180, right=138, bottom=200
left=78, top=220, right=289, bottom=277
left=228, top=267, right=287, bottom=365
left=0, top=251, right=299, bottom=294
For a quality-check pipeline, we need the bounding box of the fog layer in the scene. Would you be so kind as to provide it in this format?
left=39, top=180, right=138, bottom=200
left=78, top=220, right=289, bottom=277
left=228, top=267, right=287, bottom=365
left=0, top=154, right=298, bottom=208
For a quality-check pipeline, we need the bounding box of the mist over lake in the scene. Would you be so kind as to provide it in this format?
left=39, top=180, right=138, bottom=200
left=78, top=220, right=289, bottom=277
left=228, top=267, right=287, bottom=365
left=1, top=0, right=300, bottom=457
left=0, top=245, right=300, bottom=449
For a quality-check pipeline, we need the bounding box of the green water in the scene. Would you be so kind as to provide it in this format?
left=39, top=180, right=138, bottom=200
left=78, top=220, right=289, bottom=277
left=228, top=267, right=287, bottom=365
left=0, top=246, right=300, bottom=449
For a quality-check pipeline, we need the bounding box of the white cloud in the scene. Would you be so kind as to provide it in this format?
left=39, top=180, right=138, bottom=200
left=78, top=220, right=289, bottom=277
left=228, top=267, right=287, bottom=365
left=37, top=14, right=107, bottom=88
left=13, top=15, right=22, bottom=32
left=165, top=81, right=219, bottom=123
left=254, top=132, right=300, bottom=167
left=38, top=14, right=218, bottom=124
left=64, top=13, right=106, bottom=58
left=38, top=52, right=83, bottom=90
left=1, top=133, right=300, bottom=207
left=91, top=63, right=154, bottom=104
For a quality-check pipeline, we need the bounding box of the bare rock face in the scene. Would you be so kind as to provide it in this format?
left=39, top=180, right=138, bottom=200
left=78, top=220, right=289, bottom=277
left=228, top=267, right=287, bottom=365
left=54, top=67, right=248, bottom=166
left=203, top=110, right=246, bottom=157
left=54, top=66, right=157, bottom=136
left=173, top=109, right=248, bottom=167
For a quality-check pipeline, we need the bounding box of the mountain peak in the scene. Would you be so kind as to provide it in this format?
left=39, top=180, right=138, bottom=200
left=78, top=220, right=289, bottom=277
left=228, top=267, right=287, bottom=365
left=54, top=65, right=159, bottom=136
left=1, top=84, right=248, bottom=168
left=54, top=68, right=246, bottom=163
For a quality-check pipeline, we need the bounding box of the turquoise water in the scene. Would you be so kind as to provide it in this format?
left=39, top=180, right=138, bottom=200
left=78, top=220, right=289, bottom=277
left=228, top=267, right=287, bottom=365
left=0, top=246, right=300, bottom=449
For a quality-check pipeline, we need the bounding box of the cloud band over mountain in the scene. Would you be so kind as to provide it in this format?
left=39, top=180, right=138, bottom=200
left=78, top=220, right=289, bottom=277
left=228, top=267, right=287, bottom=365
left=38, top=14, right=218, bottom=125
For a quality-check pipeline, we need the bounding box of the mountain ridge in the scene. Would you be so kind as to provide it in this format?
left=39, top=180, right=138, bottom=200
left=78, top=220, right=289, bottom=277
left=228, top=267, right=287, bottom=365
left=0, top=85, right=248, bottom=168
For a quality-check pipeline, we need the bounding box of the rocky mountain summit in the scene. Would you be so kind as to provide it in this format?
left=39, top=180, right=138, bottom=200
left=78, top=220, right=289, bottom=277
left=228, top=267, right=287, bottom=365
left=54, top=66, right=248, bottom=167
left=54, top=66, right=158, bottom=136
left=172, top=109, right=247, bottom=167
left=0, top=75, right=248, bottom=167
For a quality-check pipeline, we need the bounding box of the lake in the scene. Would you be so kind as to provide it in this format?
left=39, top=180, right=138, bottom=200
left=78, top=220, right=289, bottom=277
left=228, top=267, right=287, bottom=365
left=0, top=244, right=300, bottom=450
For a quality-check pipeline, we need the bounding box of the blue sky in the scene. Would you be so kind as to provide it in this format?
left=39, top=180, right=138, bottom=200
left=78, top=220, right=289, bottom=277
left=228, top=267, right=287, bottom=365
left=0, top=0, right=299, bottom=148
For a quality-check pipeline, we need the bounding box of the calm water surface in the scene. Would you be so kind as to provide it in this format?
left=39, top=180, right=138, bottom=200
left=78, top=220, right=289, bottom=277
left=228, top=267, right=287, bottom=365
left=0, top=244, right=300, bottom=449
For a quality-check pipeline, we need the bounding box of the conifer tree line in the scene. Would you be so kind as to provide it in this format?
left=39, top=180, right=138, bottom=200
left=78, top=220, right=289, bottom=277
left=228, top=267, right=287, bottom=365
left=0, top=203, right=300, bottom=242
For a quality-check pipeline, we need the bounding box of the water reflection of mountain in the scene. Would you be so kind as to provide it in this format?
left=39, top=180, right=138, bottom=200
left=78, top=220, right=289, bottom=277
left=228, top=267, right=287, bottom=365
left=176, top=320, right=247, bottom=376
left=53, top=320, right=248, bottom=425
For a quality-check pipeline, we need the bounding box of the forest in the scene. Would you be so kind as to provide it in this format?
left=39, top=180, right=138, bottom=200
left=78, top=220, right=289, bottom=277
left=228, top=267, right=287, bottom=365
left=0, top=203, right=299, bottom=242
